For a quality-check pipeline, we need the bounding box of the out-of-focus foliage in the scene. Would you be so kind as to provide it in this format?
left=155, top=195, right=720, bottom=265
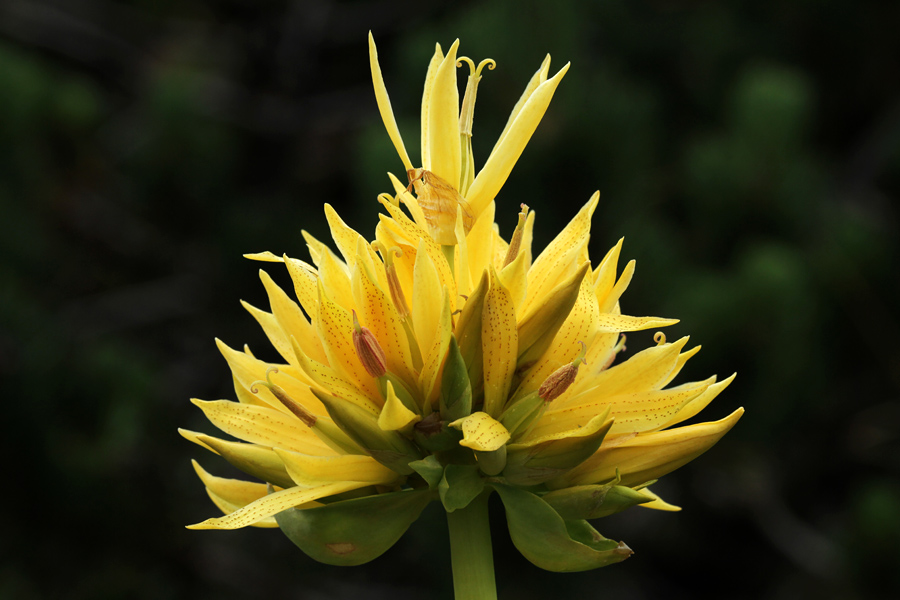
left=1, top=0, right=898, bottom=598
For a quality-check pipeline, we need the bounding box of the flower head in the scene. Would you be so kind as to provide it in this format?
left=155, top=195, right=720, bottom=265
left=182, top=34, right=742, bottom=575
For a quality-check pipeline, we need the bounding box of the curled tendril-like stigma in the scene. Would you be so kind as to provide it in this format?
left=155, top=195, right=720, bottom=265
left=377, top=192, right=397, bottom=207
left=371, top=240, right=403, bottom=266
left=654, top=332, right=667, bottom=346
left=249, top=367, right=280, bottom=394
left=457, top=57, right=497, bottom=78
left=573, top=340, right=589, bottom=367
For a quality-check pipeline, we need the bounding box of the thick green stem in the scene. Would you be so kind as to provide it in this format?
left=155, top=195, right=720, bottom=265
left=446, top=491, right=497, bottom=600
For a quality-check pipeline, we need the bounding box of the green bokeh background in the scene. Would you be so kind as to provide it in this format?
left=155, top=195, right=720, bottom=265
left=2, top=1, right=898, bottom=598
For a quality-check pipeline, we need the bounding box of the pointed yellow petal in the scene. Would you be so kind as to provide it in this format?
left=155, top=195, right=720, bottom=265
left=660, top=344, right=702, bottom=388
left=560, top=337, right=691, bottom=408
left=283, top=255, right=319, bottom=321
left=240, top=300, right=297, bottom=366
left=482, top=265, right=518, bottom=417
left=450, top=411, right=511, bottom=452
left=192, top=459, right=282, bottom=507
left=274, top=448, right=399, bottom=486
left=317, top=247, right=356, bottom=314
left=418, top=287, right=452, bottom=406
left=181, top=431, right=294, bottom=489
left=637, top=486, right=682, bottom=512
left=593, top=238, right=624, bottom=303
left=260, top=269, right=326, bottom=364
left=388, top=171, right=428, bottom=230
left=420, top=42, right=444, bottom=170
left=658, top=373, right=737, bottom=429
left=594, top=314, right=679, bottom=333
left=243, top=251, right=283, bottom=263
left=552, top=408, right=745, bottom=488
left=493, top=54, right=551, bottom=152
left=206, top=490, right=279, bottom=528
left=425, top=39, right=461, bottom=185
left=499, top=246, right=528, bottom=317
left=191, top=399, right=333, bottom=455
left=378, top=380, right=422, bottom=433
left=412, top=239, right=443, bottom=356
left=466, top=62, right=570, bottom=219
left=351, top=257, right=417, bottom=385
left=466, top=201, right=495, bottom=276
left=290, top=337, right=381, bottom=414
left=301, top=230, right=329, bottom=267
left=598, top=259, right=635, bottom=314
left=368, top=32, right=413, bottom=171
left=324, top=204, right=364, bottom=274
left=315, top=283, right=380, bottom=399
left=187, top=480, right=368, bottom=530
left=523, top=193, right=598, bottom=314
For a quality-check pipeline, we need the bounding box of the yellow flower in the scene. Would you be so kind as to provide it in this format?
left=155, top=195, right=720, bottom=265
left=182, top=34, right=742, bottom=572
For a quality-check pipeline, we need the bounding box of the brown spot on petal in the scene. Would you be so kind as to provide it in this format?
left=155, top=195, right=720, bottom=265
left=326, top=542, right=357, bottom=555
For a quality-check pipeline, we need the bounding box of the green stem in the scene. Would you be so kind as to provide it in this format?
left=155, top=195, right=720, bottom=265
left=446, top=491, right=497, bottom=600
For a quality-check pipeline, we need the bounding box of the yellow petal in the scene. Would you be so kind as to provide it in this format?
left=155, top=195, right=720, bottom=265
left=412, top=239, right=443, bottom=357
left=368, top=32, right=413, bottom=172
left=466, top=62, right=570, bottom=219
left=260, top=269, right=327, bottom=364
left=300, top=230, right=329, bottom=267
left=466, top=201, right=495, bottom=276
left=450, top=411, right=511, bottom=452
left=420, top=42, right=444, bottom=170
left=658, top=373, right=737, bottom=429
left=498, top=245, right=528, bottom=317
left=637, top=486, right=682, bottom=512
left=482, top=265, right=518, bottom=417
left=560, top=336, right=691, bottom=408
left=523, top=192, right=599, bottom=314
left=283, top=255, right=319, bottom=321
left=274, top=448, right=399, bottom=486
left=324, top=204, right=365, bottom=273
left=192, top=459, right=287, bottom=517
left=315, top=282, right=380, bottom=399
left=240, top=301, right=297, bottom=366
left=388, top=171, right=428, bottom=230
left=598, top=259, right=635, bottom=314
left=179, top=430, right=294, bottom=489
left=593, top=237, right=624, bottom=305
left=191, top=399, right=332, bottom=455
left=418, top=287, right=452, bottom=406
left=378, top=380, right=422, bottom=433
left=187, top=480, right=368, bottom=530
left=351, top=256, right=417, bottom=385
left=206, top=490, right=279, bottom=528
left=243, top=251, right=283, bottom=263
left=216, top=339, right=324, bottom=415
left=425, top=39, right=460, bottom=185
left=493, top=54, right=551, bottom=153
left=660, top=344, right=701, bottom=388
left=594, top=314, right=679, bottom=333
left=551, top=407, right=745, bottom=488
left=290, top=337, right=381, bottom=414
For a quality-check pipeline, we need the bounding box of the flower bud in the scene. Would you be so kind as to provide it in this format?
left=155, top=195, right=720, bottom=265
left=352, top=310, right=387, bottom=378
left=538, top=341, right=588, bottom=401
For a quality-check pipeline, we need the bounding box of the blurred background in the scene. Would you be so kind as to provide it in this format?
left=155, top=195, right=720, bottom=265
left=2, top=0, right=899, bottom=598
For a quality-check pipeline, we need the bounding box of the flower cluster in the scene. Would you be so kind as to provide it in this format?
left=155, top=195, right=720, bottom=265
left=182, top=33, right=742, bottom=572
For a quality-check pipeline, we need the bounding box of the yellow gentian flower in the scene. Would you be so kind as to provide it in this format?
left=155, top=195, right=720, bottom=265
left=182, top=34, right=743, bottom=591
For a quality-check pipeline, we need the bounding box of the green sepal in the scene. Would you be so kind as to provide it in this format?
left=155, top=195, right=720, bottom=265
left=475, top=446, right=507, bottom=476
left=499, top=391, right=543, bottom=437
left=275, top=488, right=435, bottom=566
left=409, top=455, right=445, bottom=490
left=413, top=414, right=465, bottom=452
left=503, top=413, right=613, bottom=486
left=439, top=464, right=485, bottom=512
left=440, top=336, right=473, bottom=422
left=312, top=388, right=422, bottom=474
left=197, top=434, right=295, bottom=489
left=455, top=270, right=488, bottom=391
left=541, top=482, right=653, bottom=520
left=492, top=483, right=633, bottom=572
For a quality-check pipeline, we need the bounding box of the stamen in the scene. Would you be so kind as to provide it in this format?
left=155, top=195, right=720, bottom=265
left=654, top=331, right=667, bottom=345
left=377, top=192, right=399, bottom=207
left=371, top=241, right=409, bottom=319
left=457, top=56, right=476, bottom=73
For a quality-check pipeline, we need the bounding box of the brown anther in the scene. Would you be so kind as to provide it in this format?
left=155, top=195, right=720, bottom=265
left=249, top=368, right=317, bottom=427
left=538, top=341, right=587, bottom=402
left=352, top=310, right=387, bottom=378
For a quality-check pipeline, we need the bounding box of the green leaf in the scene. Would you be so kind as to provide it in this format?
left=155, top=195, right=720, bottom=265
left=492, top=483, right=632, bottom=572
left=275, top=489, right=434, bottom=566
left=439, top=464, right=485, bottom=512
left=440, top=336, right=473, bottom=421
left=409, top=455, right=445, bottom=489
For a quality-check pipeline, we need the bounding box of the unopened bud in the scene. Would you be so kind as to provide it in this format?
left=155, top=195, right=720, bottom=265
left=538, top=341, right=588, bottom=401
left=352, top=310, right=387, bottom=377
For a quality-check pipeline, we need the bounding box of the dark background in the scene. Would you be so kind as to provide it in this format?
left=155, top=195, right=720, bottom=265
left=2, top=1, right=899, bottom=598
